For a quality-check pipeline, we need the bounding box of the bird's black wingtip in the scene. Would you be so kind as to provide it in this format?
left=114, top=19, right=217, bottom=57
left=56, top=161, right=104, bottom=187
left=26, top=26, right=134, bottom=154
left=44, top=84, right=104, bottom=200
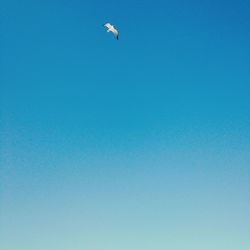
left=116, top=36, right=119, bottom=40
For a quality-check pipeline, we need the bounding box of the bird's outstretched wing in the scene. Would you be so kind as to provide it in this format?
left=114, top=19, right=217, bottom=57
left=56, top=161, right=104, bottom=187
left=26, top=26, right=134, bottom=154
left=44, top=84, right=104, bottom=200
left=104, top=23, right=112, bottom=29
left=113, top=29, right=119, bottom=40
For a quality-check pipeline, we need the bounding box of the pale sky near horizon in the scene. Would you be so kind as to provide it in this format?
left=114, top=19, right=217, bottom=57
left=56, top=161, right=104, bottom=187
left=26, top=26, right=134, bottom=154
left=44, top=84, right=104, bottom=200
left=1, top=0, right=250, bottom=249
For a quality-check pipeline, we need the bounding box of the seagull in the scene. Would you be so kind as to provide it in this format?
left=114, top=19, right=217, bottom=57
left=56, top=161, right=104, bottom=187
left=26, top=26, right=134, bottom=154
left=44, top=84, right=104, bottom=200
left=103, top=23, right=119, bottom=40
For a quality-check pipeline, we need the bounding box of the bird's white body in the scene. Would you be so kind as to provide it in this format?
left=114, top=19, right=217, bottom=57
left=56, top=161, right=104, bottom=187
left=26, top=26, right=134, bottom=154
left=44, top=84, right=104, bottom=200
left=103, top=23, right=119, bottom=40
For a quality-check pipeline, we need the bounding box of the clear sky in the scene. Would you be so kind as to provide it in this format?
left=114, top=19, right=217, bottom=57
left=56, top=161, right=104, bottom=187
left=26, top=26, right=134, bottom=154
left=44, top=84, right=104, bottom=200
left=1, top=0, right=250, bottom=249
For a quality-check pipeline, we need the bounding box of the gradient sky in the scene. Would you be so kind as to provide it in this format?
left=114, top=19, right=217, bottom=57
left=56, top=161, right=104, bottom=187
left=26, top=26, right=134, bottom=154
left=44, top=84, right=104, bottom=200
left=1, top=0, right=250, bottom=249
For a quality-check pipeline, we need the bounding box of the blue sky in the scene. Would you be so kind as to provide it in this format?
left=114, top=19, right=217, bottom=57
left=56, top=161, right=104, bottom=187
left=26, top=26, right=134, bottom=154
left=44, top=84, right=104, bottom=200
left=1, top=0, right=250, bottom=249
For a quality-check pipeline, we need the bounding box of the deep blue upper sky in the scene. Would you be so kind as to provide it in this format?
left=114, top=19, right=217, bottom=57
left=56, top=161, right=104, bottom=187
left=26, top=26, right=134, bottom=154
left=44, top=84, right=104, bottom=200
left=1, top=1, right=250, bottom=249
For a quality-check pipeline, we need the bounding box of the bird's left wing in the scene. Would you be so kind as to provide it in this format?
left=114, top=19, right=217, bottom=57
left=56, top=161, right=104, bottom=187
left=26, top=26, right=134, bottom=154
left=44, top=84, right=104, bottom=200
left=104, top=23, right=112, bottom=29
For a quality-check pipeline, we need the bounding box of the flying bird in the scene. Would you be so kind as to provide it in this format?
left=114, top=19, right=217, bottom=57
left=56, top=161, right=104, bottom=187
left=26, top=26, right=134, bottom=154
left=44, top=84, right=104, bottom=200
left=103, top=23, right=119, bottom=40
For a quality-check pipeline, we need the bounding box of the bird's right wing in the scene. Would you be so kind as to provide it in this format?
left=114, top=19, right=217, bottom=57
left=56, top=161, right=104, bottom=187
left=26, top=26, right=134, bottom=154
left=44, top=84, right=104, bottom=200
left=113, top=29, right=119, bottom=40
